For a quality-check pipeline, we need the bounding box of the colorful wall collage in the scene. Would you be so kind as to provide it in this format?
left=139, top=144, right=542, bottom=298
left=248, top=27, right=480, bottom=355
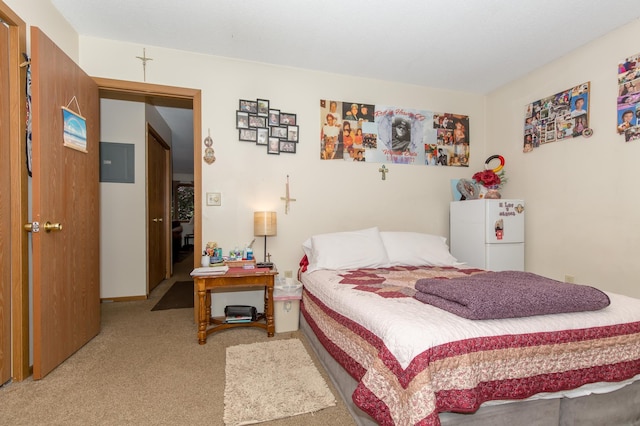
left=523, top=82, right=590, bottom=153
left=320, top=100, right=470, bottom=167
left=617, top=53, right=640, bottom=142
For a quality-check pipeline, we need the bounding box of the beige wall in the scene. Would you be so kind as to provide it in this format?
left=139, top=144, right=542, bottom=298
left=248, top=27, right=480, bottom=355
left=99, top=99, right=146, bottom=298
left=99, top=99, right=173, bottom=299
left=487, top=19, right=640, bottom=298
left=79, top=36, right=487, bottom=285
left=4, top=0, right=78, bottom=60
left=10, top=0, right=640, bottom=299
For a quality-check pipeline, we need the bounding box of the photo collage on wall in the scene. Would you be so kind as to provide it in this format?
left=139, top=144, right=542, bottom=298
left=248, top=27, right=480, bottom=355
left=617, top=53, right=640, bottom=142
left=523, top=82, right=590, bottom=153
left=319, top=99, right=470, bottom=167
left=236, top=99, right=298, bottom=155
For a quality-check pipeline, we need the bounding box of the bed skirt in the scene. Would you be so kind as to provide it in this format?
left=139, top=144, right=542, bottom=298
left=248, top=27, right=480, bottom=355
left=300, top=314, right=640, bottom=426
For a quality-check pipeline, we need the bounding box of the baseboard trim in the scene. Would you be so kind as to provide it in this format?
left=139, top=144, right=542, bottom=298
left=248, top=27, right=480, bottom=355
left=101, top=295, right=147, bottom=303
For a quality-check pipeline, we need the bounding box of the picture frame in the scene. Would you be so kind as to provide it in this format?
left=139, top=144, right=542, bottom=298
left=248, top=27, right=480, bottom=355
left=280, top=112, right=296, bottom=126
left=62, top=107, right=88, bottom=153
left=257, top=99, right=270, bottom=116
left=268, top=109, right=280, bottom=126
left=239, top=99, right=258, bottom=113
left=235, top=98, right=298, bottom=155
left=287, top=125, right=299, bottom=142
left=236, top=111, right=249, bottom=129
left=271, top=126, right=288, bottom=139
left=268, top=137, right=280, bottom=154
left=239, top=128, right=258, bottom=142
left=248, top=114, right=267, bottom=128
left=256, top=128, right=269, bottom=145
left=271, top=126, right=287, bottom=139
left=279, top=140, right=297, bottom=154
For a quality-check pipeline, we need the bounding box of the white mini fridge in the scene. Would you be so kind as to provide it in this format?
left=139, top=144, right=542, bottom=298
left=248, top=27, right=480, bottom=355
left=450, top=199, right=525, bottom=271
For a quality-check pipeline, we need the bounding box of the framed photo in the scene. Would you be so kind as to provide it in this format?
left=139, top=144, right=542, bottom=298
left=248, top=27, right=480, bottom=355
left=236, top=111, right=249, bottom=129
left=271, top=126, right=288, bottom=139
left=248, top=114, right=267, bottom=128
left=256, top=128, right=269, bottom=145
left=268, top=109, right=280, bottom=126
left=280, top=112, right=296, bottom=125
left=257, top=99, right=269, bottom=116
left=239, top=99, right=258, bottom=113
left=239, top=128, right=257, bottom=142
left=62, top=107, right=88, bottom=153
left=268, top=137, right=280, bottom=154
left=280, top=140, right=297, bottom=154
left=287, top=125, right=299, bottom=142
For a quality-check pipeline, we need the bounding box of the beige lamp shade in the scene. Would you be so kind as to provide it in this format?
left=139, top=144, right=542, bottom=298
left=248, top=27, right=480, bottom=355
left=254, top=211, right=277, bottom=236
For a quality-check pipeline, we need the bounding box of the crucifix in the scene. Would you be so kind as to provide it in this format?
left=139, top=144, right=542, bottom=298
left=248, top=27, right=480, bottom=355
left=280, top=174, right=297, bottom=214
left=378, top=165, right=389, bottom=180
left=135, top=48, right=153, bottom=82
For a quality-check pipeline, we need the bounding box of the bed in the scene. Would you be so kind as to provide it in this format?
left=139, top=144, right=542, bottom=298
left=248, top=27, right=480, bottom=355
left=298, top=228, right=640, bottom=426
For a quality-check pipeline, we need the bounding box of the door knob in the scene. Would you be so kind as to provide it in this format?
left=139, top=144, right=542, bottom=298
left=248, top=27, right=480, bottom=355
left=43, top=222, right=63, bottom=232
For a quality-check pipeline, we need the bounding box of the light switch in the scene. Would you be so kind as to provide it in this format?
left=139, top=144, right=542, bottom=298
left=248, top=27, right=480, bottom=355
left=207, top=192, right=221, bottom=206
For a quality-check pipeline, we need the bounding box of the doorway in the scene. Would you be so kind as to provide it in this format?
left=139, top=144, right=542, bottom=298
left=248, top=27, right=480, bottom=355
left=96, top=79, right=201, bottom=298
left=8, top=75, right=201, bottom=380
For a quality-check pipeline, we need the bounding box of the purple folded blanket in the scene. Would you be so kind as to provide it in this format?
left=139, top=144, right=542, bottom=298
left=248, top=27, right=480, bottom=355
left=414, top=271, right=610, bottom=320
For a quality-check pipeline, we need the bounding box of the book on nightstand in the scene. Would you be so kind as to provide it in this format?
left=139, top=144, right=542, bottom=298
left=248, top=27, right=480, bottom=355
left=224, top=259, right=257, bottom=268
left=190, top=265, right=229, bottom=276
left=224, top=315, right=253, bottom=323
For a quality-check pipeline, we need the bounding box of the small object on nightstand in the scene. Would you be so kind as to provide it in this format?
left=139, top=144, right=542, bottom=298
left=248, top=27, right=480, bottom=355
left=256, top=262, right=274, bottom=269
left=225, top=259, right=256, bottom=268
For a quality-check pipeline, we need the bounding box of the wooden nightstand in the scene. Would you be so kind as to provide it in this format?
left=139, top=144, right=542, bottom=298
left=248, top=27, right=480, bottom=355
left=192, top=267, right=278, bottom=344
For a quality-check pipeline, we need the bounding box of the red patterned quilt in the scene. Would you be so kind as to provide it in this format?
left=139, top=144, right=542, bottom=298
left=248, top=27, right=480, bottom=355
left=301, top=266, right=640, bottom=426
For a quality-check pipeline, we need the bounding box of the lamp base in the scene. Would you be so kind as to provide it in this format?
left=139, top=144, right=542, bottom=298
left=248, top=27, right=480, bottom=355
left=263, top=236, right=268, bottom=263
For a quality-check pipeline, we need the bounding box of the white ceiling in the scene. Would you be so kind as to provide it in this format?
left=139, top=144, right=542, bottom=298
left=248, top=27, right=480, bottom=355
left=50, top=0, right=640, bottom=172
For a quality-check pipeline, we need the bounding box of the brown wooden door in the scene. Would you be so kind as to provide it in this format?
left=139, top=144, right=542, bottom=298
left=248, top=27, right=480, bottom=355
left=30, top=27, right=100, bottom=379
left=0, top=21, right=11, bottom=386
left=147, top=129, right=169, bottom=292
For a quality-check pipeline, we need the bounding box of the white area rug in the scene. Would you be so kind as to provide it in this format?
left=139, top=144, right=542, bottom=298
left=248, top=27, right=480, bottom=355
left=224, top=339, right=336, bottom=426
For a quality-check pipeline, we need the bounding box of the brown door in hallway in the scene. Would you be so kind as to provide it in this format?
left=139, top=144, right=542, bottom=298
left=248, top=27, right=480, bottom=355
left=0, top=21, right=11, bottom=386
left=30, top=27, right=101, bottom=379
left=147, top=127, right=170, bottom=293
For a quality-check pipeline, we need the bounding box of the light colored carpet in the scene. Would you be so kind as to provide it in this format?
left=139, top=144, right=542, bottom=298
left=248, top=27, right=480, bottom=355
left=0, top=253, right=355, bottom=425
left=224, top=339, right=336, bottom=426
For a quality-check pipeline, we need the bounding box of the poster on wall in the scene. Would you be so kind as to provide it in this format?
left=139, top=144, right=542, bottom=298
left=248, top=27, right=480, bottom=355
left=617, top=54, right=640, bottom=142
left=319, top=99, right=469, bottom=166
left=522, top=82, right=590, bottom=153
left=62, top=106, right=88, bottom=153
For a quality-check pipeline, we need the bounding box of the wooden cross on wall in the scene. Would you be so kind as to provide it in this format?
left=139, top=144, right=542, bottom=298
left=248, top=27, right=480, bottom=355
left=378, top=165, right=389, bottom=180
left=280, top=175, right=296, bottom=214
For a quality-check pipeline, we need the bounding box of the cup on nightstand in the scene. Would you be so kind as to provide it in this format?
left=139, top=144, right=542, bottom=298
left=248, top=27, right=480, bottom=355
left=201, top=255, right=210, bottom=267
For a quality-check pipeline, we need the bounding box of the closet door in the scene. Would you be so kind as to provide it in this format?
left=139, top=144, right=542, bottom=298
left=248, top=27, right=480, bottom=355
left=147, top=127, right=169, bottom=293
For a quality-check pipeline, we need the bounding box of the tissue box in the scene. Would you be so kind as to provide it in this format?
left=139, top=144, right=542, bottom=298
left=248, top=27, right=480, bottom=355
left=273, top=280, right=302, bottom=333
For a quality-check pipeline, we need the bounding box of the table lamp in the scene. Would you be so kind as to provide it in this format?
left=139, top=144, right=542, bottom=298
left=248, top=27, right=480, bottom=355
left=254, top=211, right=277, bottom=262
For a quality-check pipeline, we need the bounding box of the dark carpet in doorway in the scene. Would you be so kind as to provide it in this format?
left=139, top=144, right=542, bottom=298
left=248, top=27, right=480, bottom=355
left=174, top=245, right=194, bottom=264
left=151, top=281, right=194, bottom=311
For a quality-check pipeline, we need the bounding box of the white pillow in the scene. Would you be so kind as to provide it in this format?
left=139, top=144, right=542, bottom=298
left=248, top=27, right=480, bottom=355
left=380, top=231, right=459, bottom=267
left=304, top=227, right=390, bottom=273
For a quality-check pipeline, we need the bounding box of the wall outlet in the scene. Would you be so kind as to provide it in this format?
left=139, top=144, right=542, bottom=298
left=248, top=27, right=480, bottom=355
left=206, top=192, right=221, bottom=206
left=564, top=274, right=575, bottom=283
